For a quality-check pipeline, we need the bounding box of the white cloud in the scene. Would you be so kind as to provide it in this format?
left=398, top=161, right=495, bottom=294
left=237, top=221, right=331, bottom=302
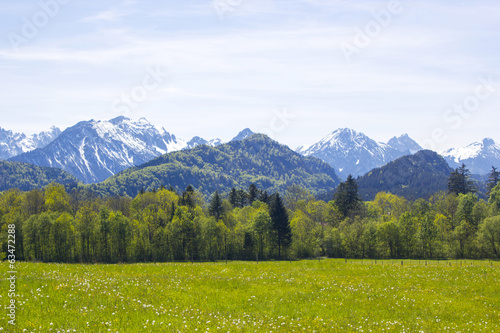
left=81, top=10, right=128, bottom=22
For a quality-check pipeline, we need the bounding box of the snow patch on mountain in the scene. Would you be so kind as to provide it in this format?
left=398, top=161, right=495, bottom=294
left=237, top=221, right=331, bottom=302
left=0, top=126, right=61, bottom=160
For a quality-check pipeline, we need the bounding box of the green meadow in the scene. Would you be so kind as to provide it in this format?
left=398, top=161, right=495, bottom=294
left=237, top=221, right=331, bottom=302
left=1, top=260, right=499, bottom=332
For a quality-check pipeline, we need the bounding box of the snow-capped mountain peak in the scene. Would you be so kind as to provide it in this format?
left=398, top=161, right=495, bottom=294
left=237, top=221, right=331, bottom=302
left=10, top=117, right=187, bottom=184
left=296, top=128, right=421, bottom=178
left=441, top=138, right=500, bottom=174
left=0, top=126, right=61, bottom=160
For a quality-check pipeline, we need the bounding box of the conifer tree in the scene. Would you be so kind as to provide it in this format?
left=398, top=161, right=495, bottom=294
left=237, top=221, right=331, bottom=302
left=333, top=174, right=362, bottom=218
left=228, top=188, right=248, bottom=208
left=179, top=185, right=196, bottom=208
left=248, top=183, right=259, bottom=204
left=237, top=189, right=248, bottom=208
left=229, top=188, right=238, bottom=208
left=269, top=193, right=291, bottom=258
left=447, top=164, right=476, bottom=195
left=208, top=191, right=224, bottom=221
left=259, top=190, right=270, bottom=204
left=486, top=166, right=500, bottom=195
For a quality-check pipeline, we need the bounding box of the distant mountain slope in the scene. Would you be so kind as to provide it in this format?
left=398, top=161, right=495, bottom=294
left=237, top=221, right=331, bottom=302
left=93, top=134, right=341, bottom=197
left=231, top=128, right=254, bottom=142
left=0, top=160, right=79, bottom=192
left=185, top=136, right=223, bottom=150
left=357, top=150, right=453, bottom=201
left=441, top=138, right=500, bottom=175
left=184, top=129, right=252, bottom=150
left=387, top=134, right=422, bottom=153
left=297, top=129, right=422, bottom=179
left=10, top=117, right=187, bottom=184
left=0, top=126, right=61, bottom=160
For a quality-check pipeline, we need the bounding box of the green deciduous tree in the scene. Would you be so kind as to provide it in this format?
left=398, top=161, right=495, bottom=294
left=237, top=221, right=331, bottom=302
left=399, top=212, right=417, bottom=258
left=251, top=210, right=272, bottom=260
left=290, top=210, right=319, bottom=258
left=75, top=204, right=97, bottom=262
left=284, top=185, right=313, bottom=211
left=457, top=193, right=479, bottom=227
left=377, top=220, right=400, bottom=259
left=51, top=213, right=75, bottom=262
left=45, top=183, right=71, bottom=213
left=418, top=214, right=438, bottom=259
left=478, top=216, right=500, bottom=258
left=109, top=212, right=131, bottom=262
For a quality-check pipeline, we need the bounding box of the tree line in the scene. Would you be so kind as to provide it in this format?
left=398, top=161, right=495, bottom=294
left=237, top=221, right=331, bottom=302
left=1, top=164, right=499, bottom=263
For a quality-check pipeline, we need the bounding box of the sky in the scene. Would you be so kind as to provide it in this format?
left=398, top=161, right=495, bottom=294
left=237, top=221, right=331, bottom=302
left=0, top=0, right=499, bottom=151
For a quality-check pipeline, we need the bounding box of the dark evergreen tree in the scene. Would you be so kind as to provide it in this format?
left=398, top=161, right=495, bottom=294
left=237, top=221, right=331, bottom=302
left=269, top=193, right=291, bottom=259
left=237, top=189, right=248, bottom=207
left=228, top=188, right=248, bottom=208
left=243, top=231, right=255, bottom=259
left=229, top=188, right=239, bottom=208
left=170, top=202, right=176, bottom=223
left=208, top=190, right=224, bottom=221
left=486, top=166, right=500, bottom=195
left=447, top=164, right=477, bottom=195
left=248, top=183, right=259, bottom=204
left=259, top=190, right=270, bottom=204
left=97, top=208, right=111, bottom=263
left=333, top=174, right=362, bottom=218
left=179, top=185, right=196, bottom=208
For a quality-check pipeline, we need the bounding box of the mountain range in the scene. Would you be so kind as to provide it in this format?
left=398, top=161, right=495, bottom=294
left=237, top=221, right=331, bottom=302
left=0, top=126, right=61, bottom=160
left=2, top=117, right=500, bottom=198
left=5, top=117, right=250, bottom=184
left=296, top=129, right=423, bottom=179
left=9, top=117, right=188, bottom=184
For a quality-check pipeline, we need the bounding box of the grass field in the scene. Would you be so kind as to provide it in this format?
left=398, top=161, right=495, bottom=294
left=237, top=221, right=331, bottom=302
left=1, top=260, right=499, bottom=332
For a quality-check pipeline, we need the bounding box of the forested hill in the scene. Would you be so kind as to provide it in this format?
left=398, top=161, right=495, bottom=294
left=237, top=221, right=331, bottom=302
left=357, top=150, right=454, bottom=201
left=0, top=160, right=79, bottom=192
left=91, top=134, right=341, bottom=197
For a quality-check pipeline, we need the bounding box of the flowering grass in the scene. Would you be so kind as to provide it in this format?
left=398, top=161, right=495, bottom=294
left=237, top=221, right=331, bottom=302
left=1, top=259, right=499, bottom=332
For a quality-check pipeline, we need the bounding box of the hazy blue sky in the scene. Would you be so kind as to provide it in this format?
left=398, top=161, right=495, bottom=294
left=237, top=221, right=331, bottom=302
left=1, top=0, right=499, bottom=151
